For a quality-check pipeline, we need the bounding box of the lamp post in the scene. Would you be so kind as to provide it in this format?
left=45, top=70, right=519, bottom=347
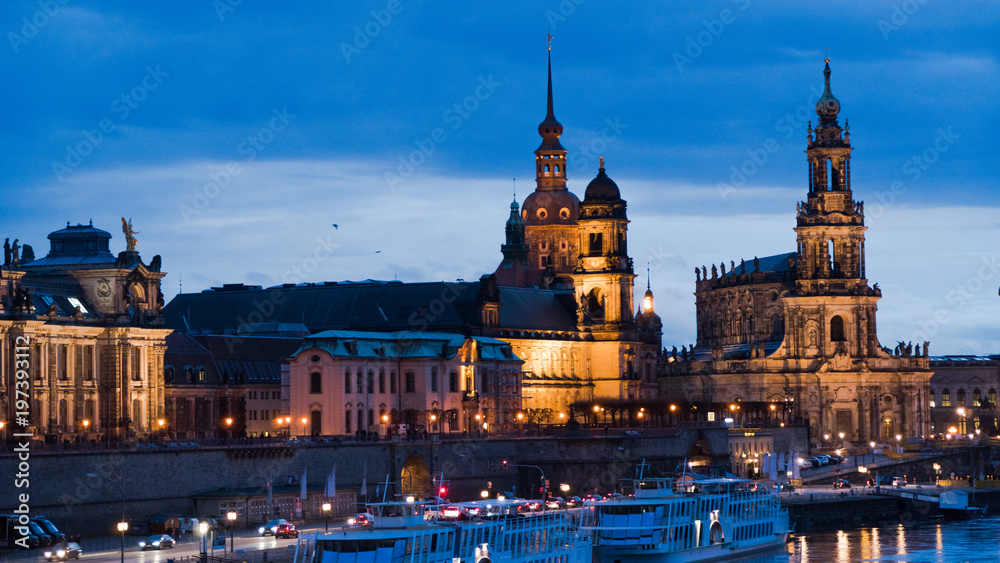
left=301, top=417, right=308, bottom=438
left=225, top=417, right=233, bottom=441
left=199, top=521, right=209, bottom=558
left=87, top=473, right=126, bottom=563
left=869, top=441, right=876, bottom=465
left=322, top=502, right=331, bottom=531
left=226, top=510, right=237, bottom=553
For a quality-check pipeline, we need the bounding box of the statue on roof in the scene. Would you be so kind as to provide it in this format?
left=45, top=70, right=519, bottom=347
left=740, top=258, right=746, bottom=274
left=121, top=217, right=138, bottom=252
left=695, top=267, right=701, bottom=281
left=10, top=239, right=19, bottom=264
left=754, top=256, right=760, bottom=272
left=3, top=238, right=9, bottom=266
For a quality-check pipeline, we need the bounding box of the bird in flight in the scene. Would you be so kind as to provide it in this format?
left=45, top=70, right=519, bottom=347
left=332, top=224, right=338, bottom=229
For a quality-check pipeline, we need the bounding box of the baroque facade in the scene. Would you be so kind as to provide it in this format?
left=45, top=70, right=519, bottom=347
left=1, top=222, right=170, bottom=441
left=662, top=62, right=932, bottom=443
left=494, top=49, right=663, bottom=414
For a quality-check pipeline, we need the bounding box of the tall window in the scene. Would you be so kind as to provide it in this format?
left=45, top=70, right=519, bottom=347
left=957, top=389, right=966, bottom=406
left=345, top=368, right=351, bottom=393
left=390, top=371, right=397, bottom=393
left=973, top=389, right=982, bottom=407
left=405, top=372, right=415, bottom=393
left=379, top=370, right=385, bottom=394
left=588, top=233, right=603, bottom=256
left=368, top=409, right=374, bottom=427
left=830, top=316, right=846, bottom=342
left=357, top=372, right=364, bottom=394
left=941, top=389, right=951, bottom=407
left=449, top=372, right=458, bottom=393
left=367, top=370, right=374, bottom=394
left=345, top=410, right=352, bottom=433
left=990, top=389, right=997, bottom=407
left=310, top=372, right=322, bottom=394
left=431, top=368, right=438, bottom=393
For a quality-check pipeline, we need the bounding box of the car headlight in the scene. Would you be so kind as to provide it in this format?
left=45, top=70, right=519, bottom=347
left=57, top=550, right=66, bottom=557
left=153, top=541, right=160, bottom=546
left=43, top=551, right=52, bottom=558
left=139, top=542, right=146, bottom=547
left=258, top=527, right=265, bottom=534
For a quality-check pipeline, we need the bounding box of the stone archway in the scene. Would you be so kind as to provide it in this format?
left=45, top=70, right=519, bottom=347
left=401, top=453, right=432, bottom=497
left=687, top=439, right=714, bottom=467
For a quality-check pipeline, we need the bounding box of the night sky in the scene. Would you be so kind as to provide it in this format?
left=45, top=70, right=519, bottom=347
left=1, top=1, right=997, bottom=353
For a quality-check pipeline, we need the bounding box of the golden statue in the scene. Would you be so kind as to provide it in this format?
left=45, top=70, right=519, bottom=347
left=121, top=217, right=139, bottom=252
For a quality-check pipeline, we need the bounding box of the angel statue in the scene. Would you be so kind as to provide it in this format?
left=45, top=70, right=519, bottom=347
left=121, top=217, right=139, bottom=252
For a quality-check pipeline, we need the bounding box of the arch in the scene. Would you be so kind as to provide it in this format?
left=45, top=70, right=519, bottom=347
left=587, top=288, right=605, bottom=320
left=310, top=410, right=322, bottom=435
left=400, top=453, right=432, bottom=497
left=58, top=399, right=69, bottom=431
left=830, top=315, right=846, bottom=342
left=709, top=521, right=724, bottom=544
left=882, top=416, right=894, bottom=439
left=686, top=439, right=713, bottom=467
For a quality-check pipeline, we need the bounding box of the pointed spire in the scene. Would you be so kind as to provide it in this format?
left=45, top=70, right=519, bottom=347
left=546, top=49, right=555, bottom=121
left=815, top=57, right=841, bottom=123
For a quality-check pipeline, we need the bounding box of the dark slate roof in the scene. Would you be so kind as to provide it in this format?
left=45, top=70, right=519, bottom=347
left=721, top=252, right=796, bottom=277
left=24, top=254, right=117, bottom=267
left=164, top=280, right=579, bottom=336
left=295, top=330, right=518, bottom=362
left=164, top=333, right=301, bottom=384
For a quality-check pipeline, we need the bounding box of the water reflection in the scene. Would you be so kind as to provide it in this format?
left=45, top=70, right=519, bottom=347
left=728, top=516, right=1000, bottom=562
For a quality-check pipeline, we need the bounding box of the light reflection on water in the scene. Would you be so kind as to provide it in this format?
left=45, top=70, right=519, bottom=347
left=728, top=516, right=1000, bottom=563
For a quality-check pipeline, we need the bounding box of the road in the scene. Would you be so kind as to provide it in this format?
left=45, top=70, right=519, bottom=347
left=73, top=527, right=331, bottom=563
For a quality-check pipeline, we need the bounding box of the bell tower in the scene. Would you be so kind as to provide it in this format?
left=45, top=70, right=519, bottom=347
left=795, top=59, right=867, bottom=291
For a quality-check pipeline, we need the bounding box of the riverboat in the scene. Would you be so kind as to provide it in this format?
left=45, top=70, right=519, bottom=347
left=580, top=473, right=790, bottom=563
left=310, top=497, right=590, bottom=563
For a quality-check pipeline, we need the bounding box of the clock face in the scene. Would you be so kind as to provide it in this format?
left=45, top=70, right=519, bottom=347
left=97, top=279, right=112, bottom=299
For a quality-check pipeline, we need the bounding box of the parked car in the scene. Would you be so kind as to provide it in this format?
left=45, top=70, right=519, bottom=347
left=833, top=479, right=851, bottom=489
left=33, top=517, right=66, bottom=544
left=779, top=483, right=796, bottom=492
left=275, top=523, right=299, bottom=538
left=27, top=520, right=54, bottom=547
left=891, top=476, right=906, bottom=487
left=546, top=497, right=566, bottom=509
left=42, top=542, right=82, bottom=561
left=799, top=459, right=815, bottom=469
left=258, top=519, right=288, bottom=536
left=565, top=496, right=583, bottom=508
left=439, top=506, right=461, bottom=521
left=811, top=455, right=832, bottom=466
left=139, top=534, right=175, bottom=550
left=347, top=513, right=373, bottom=527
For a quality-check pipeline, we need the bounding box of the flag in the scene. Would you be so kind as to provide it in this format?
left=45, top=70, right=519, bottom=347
left=300, top=467, right=308, bottom=500
left=325, top=466, right=336, bottom=498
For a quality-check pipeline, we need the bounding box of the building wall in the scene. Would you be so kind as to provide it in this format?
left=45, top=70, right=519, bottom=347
left=929, top=357, right=1000, bottom=435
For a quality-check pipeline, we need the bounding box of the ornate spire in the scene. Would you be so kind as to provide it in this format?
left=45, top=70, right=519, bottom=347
left=815, top=58, right=841, bottom=126
left=537, top=43, right=564, bottom=151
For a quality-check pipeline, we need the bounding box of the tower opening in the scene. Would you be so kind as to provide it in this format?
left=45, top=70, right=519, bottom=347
left=826, top=159, right=833, bottom=191
left=830, top=315, right=846, bottom=342
left=589, top=233, right=603, bottom=256
left=587, top=288, right=605, bottom=320
left=828, top=239, right=835, bottom=275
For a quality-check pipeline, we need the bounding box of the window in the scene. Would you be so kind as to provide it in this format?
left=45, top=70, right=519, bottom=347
left=357, top=372, right=364, bottom=394
left=405, top=372, right=415, bottom=393
left=367, top=370, right=374, bottom=394
left=131, top=349, right=142, bottom=381
left=957, top=389, right=966, bottom=406
left=589, top=233, right=603, bottom=256
left=973, top=389, right=982, bottom=407
left=390, top=371, right=397, bottom=393
left=345, top=410, right=352, bottom=433
left=941, top=389, right=951, bottom=407
left=345, top=369, right=351, bottom=393
left=830, top=316, right=846, bottom=341
left=450, top=372, right=458, bottom=393
left=310, top=373, right=322, bottom=394
left=431, top=368, right=438, bottom=393
left=197, top=368, right=206, bottom=382
left=379, top=370, right=385, bottom=394
left=368, top=409, right=374, bottom=427
left=990, top=389, right=997, bottom=407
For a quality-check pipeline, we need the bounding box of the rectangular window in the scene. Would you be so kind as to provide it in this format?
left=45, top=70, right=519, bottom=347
left=449, top=372, right=458, bottom=393
left=379, top=370, right=385, bottom=394
left=310, top=373, right=322, bottom=394
left=390, top=371, right=397, bottom=393
left=345, top=369, right=351, bottom=393
left=431, top=368, right=438, bottom=393
left=405, top=372, right=415, bottom=393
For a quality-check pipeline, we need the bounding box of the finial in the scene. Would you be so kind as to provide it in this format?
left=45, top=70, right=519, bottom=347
left=824, top=46, right=830, bottom=63
left=599, top=154, right=604, bottom=169
left=547, top=34, right=552, bottom=51
left=67, top=221, right=70, bottom=227
left=512, top=177, right=516, bottom=200
left=646, top=260, right=651, bottom=291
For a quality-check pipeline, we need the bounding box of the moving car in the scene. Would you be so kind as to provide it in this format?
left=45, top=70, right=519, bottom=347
left=139, top=534, right=175, bottom=550
left=891, top=476, right=906, bottom=487
left=833, top=479, right=851, bottom=489
left=565, top=496, right=582, bottom=508
left=438, top=507, right=461, bottom=521
left=275, top=523, right=299, bottom=538
left=259, top=519, right=289, bottom=536
left=545, top=497, right=565, bottom=509
left=42, top=542, right=82, bottom=561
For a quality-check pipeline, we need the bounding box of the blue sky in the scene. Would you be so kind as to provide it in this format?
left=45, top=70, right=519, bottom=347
left=1, top=0, right=998, bottom=353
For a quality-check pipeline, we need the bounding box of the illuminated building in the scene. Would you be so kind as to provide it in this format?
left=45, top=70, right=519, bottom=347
left=663, top=61, right=931, bottom=441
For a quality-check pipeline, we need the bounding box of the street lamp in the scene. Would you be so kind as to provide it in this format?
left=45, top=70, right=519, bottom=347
left=301, top=417, right=308, bottom=437
left=116, top=521, right=128, bottom=562
left=226, top=510, right=237, bottom=553
left=225, top=417, right=233, bottom=440
left=199, top=521, right=209, bottom=557
left=88, top=473, right=126, bottom=563
left=481, top=489, right=489, bottom=499
left=838, top=431, right=845, bottom=443
left=322, top=502, right=331, bottom=531
left=869, top=441, right=876, bottom=465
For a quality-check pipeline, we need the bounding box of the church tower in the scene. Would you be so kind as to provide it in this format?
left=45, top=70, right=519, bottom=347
left=782, top=59, right=880, bottom=359
left=521, top=45, right=580, bottom=275
left=574, top=157, right=635, bottom=327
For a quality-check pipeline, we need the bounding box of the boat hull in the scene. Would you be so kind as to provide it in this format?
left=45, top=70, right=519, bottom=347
left=593, top=532, right=789, bottom=563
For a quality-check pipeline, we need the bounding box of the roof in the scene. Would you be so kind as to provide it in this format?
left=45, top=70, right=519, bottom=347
left=295, top=330, right=518, bottom=362
left=163, top=279, right=579, bottom=336
left=722, top=252, right=796, bottom=277
left=165, top=333, right=302, bottom=384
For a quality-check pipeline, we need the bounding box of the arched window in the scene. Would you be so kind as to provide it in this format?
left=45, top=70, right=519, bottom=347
left=310, top=372, right=322, bottom=394
left=357, top=409, right=365, bottom=431
left=58, top=399, right=69, bottom=431
left=989, top=389, right=997, bottom=407
left=164, top=366, right=174, bottom=384
left=957, top=389, right=966, bottom=406
left=379, top=370, right=385, bottom=394
left=390, top=371, right=397, bottom=393
left=941, top=389, right=951, bottom=407
left=368, top=409, right=374, bottom=427
left=344, top=368, right=351, bottom=393
left=830, top=316, right=846, bottom=341
left=449, top=371, right=458, bottom=393
left=357, top=372, right=364, bottom=394
left=345, top=409, right=352, bottom=433
left=882, top=417, right=894, bottom=439
left=973, top=389, right=982, bottom=407
left=367, top=370, right=374, bottom=394
left=310, top=410, right=322, bottom=436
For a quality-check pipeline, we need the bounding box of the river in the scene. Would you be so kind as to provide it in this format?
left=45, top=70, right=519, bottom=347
left=733, top=516, right=1000, bottom=562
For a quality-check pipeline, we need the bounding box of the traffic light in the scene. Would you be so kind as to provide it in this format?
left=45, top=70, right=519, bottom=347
left=439, top=486, right=447, bottom=496
left=502, top=460, right=508, bottom=468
